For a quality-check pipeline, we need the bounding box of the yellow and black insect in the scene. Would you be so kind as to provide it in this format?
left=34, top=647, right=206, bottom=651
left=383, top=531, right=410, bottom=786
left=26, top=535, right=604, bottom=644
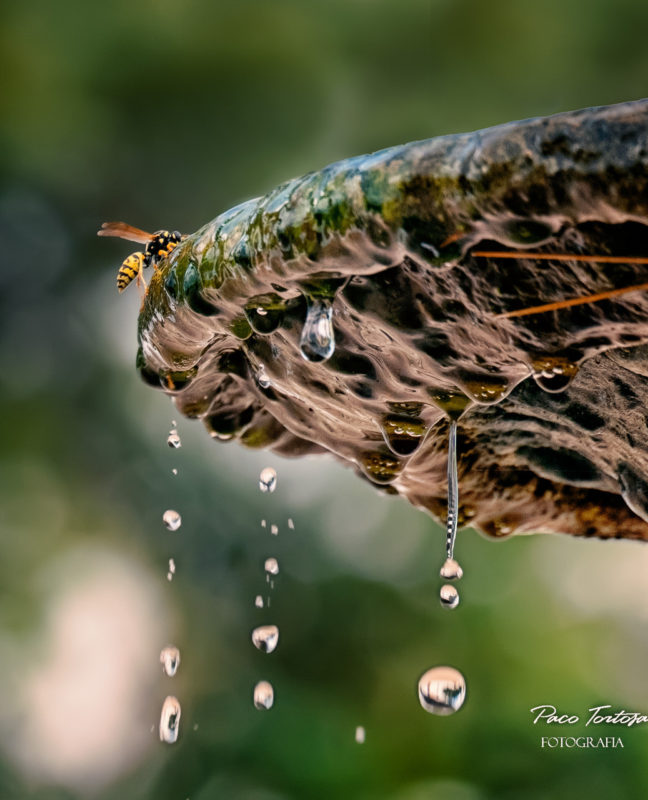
left=97, top=221, right=184, bottom=292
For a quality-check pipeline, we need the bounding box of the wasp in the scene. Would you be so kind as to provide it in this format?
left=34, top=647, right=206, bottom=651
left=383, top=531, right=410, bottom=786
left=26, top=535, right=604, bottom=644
left=98, top=222, right=184, bottom=292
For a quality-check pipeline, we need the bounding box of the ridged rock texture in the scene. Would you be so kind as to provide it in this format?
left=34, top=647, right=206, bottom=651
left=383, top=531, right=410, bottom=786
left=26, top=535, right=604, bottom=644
left=136, top=99, right=648, bottom=541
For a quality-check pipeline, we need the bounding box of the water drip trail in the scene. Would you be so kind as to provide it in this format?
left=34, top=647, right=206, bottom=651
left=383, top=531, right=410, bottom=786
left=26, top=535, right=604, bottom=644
left=445, top=420, right=458, bottom=560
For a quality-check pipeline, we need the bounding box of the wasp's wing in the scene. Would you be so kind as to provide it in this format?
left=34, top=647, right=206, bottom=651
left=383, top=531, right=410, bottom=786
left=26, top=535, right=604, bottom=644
left=97, top=221, right=153, bottom=244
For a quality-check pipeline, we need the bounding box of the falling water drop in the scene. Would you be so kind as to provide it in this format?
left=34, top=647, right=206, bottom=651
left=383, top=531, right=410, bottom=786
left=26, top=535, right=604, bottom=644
left=172, top=468, right=178, bottom=476
left=259, top=467, right=277, bottom=493
left=299, top=297, right=335, bottom=362
left=355, top=726, right=366, bottom=744
left=253, top=680, right=275, bottom=710
left=167, top=558, right=176, bottom=581
left=288, top=518, right=295, bottom=530
left=439, top=584, right=460, bottom=609
left=270, top=524, right=279, bottom=536
left=255, top=595, right=264, bottom=608
left=264, top=557, right=279, bottom=576
left=251, top=624, right=279, bottom=653
left=160, top=646, right=181, bottom=677
left=261, top=519, right=267, bottom=528
left=418, top=666, right=466, bottom=715
left=159, top=695, right=182, bottom=743
left=440, top=558, right=463, bottom=580
left=162, top=510, right=182, bottom=531
left=167, top=429, right=182, bottom=448
left=256, top=365, right=271, bottom=389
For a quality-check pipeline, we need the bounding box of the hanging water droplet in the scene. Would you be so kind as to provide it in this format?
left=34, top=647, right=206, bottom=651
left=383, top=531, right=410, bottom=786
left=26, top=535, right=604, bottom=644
left=167, top=429, right=182, bottom=448
left=531, top=357, right=579, bottom=394
left=256, top=365, right=271, bottom=389
left=299, top=297, right=335, bottom=363
left=160, top=646, right=180, bottom=677
left=255, top=594, right=264, bottom=608
left=417, top=666, right=466, bottom=715
left=288, top=518, right=295, bottom=529
left=259, top=467, right=277, bottom=493
left=251, top=624, right=279, bottom=653
left=355, top=726, right=366, bottom=744
left=440, top=584, right=460, bottom=609
left=253, top=680, right=275, bottom=710
left=380, top=414, right=428, bottom=456
left=264, top=557, right=279, bottom=576
left=440, top=558, right=463, bottom=580
left=159, top=695, right=182, bottom=742
left=163, top=509, right=182, bottom=531
left=172, top=468, right=178, bottom=476
left=270, top=524, right=279, bottom=536
left=532, top=371, right=574, bottom=393
left=167, top=558, right=176, bottom=581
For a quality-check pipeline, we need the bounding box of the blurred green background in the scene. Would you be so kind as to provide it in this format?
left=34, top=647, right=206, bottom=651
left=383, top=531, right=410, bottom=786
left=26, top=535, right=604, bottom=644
left=2, top=1, right=648, bottom=798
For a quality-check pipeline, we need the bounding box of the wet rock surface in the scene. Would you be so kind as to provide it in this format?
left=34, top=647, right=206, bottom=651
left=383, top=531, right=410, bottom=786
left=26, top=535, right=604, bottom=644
left=137, top=99, right=648, bottom=541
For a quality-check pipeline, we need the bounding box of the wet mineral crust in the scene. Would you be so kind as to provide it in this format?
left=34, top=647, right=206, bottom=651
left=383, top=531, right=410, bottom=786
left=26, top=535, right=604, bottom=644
left=136, top=98, right=648, bottom=541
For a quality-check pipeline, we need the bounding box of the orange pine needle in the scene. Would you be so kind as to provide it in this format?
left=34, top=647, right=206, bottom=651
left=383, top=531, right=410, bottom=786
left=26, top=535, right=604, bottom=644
left=472, top=250, right=648, bottom=265
left=471, top=249, right=648, bottom=318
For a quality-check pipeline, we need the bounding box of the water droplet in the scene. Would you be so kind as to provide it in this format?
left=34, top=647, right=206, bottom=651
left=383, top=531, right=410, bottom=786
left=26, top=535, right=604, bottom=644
left=163, top=509, right=182, bottom=531
left=440, top=558, right=463, bottom=580
left=172, top=468, right=178, bottom=476
left=380, top=414, right=428, bottom=456
left=167, top=429, right=182, bottom=448
left=359, top=450, right=402, bottom=485
left=160, top=646, right=180, bottom=677
left=531, top=356, right=579, bottom=394
left=264, top=557, right=279, bottom=576
left=255, top=594, right=264, bottom=608
left=299, top=297, right=335, bottom=362
left=355, top=726, right=366, bottom=744
left=159, top=695, right=182, bottom=742
left=253, top=680, right=275, bottom=710
left=244, top=293, right=285, bottom=334
left=261, top=519, right=267, bottom=528
left=461, top=375, right=511, bottom=404
left=259, top=467, right=277, bottom=493
left=618, top=462, right=648, bottom=523
left=417, top=666, right=466, bottom=715
left=270, top=524, right=279, bottom=536
left=251, top=624, right=279, bottom=653
left=167, top=558, right=176, bottom=581
left=428, top=388, right=472, bottom=420
left=256, top=365, right=271, bottom=389
left=439, top=584, right=460, bottom=609
left=288, top=518, right=295, bottom=529
left=532, top=371, right=574, bottom=393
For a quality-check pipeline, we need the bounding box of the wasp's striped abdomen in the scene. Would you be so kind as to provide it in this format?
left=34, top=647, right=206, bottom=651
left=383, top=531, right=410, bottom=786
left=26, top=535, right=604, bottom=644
left=117, top=252, right=147, bottom=292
